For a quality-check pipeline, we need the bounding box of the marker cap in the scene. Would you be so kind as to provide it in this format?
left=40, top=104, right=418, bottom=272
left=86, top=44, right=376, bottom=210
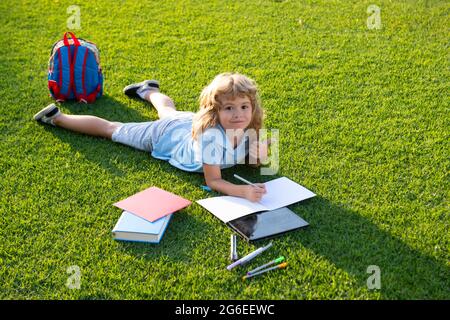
left=275, top=256, right=285, bottom=264
left=227, top=260, right=241, bottom=271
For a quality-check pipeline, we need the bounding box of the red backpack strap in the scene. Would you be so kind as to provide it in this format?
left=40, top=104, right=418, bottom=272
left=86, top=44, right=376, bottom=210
left=81, top=47, right=90, bottom=102
left=79, top=47, right=101, bottom=103
left=63, top=32, right=80, bottom=46
left=65, top=32, right=80, bottom=100
left=73, top=47, right=88, bottom=102
left=70, top=45, right=79, bottom=100
left=85, top=84, right=102, bottom=103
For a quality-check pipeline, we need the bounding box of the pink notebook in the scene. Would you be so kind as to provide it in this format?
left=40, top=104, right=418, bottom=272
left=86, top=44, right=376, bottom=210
left=113, top=187, right=191, bottom=222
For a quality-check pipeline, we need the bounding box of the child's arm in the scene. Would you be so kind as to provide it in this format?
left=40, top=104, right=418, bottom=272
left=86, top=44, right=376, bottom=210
left=203, top=164, right=266, bottom=202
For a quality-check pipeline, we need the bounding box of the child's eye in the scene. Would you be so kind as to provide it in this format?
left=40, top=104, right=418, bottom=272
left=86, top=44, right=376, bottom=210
left=242, top=105, right=249, bottom=109
left=225, top=106, right=233, bottom=111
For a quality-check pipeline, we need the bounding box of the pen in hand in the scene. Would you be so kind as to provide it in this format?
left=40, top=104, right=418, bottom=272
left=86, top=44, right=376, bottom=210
left=234, top=174, right=262, bottom=188
left=234, top=174, right=266, bottom=202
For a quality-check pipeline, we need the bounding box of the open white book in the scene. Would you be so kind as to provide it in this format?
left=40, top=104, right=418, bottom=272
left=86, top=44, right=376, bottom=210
left=197, top=177, right=316, bottom=223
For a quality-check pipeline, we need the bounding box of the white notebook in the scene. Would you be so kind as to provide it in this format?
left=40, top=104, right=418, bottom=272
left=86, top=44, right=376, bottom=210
left=197, top=177, right=316, bottom=223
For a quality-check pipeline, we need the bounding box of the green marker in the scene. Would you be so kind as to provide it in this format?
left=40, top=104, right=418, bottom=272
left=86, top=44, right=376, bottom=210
left=246, top=256, right=285, bottom=276
left=243, top=262, right=288, bottom=280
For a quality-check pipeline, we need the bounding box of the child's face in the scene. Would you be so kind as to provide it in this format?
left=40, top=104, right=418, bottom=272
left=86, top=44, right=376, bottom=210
left=218, top=95, right=253, bottom=131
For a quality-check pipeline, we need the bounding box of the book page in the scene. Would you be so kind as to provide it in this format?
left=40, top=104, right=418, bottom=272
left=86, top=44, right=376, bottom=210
left=258, top=177, right=316, bottom=210
left=197, top=177, right=316, bottom=223
left=197, top=196, right=267, bottom=223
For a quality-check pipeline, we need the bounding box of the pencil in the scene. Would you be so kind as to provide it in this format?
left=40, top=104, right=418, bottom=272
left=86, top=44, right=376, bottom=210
left=233, top=174, right=258, bottom=187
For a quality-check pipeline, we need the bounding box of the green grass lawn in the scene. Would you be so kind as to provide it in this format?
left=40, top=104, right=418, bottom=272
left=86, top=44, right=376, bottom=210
left=0, top=0, right=448, bottom=299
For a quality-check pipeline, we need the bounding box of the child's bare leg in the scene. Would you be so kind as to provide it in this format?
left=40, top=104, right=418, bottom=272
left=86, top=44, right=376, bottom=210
left=144, top=90, right=178, bottom=119
left=52, top=113, right=121, bottom=139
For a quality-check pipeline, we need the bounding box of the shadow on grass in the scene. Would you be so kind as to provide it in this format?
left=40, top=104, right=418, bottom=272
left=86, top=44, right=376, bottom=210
left=113, top=210, right=218, bottom=263
left=41, top=105, right=448, bottom=298
left=280, top=195, right=449, bottom=299
left=226, top=166, right=449, bottom=298
left=109, top=166, right=450, bottom=299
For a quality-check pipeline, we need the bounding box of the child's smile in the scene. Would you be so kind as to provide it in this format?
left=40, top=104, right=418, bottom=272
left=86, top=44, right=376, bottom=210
left=218, top=95, right=253, bottom=131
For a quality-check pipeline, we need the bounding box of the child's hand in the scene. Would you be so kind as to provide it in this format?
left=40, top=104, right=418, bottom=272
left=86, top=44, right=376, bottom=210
left=243, top=184, right=267, bottom=202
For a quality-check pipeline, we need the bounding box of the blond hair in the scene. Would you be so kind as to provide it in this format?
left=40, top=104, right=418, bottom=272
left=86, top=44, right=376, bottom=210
left=192, top=72, right=264, bottom=139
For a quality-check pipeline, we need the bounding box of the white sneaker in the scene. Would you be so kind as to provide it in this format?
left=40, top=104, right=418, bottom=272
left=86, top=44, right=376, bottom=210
left=123, top=80, right=160, bottom=100
left=33, top=103, right=61, bottom=126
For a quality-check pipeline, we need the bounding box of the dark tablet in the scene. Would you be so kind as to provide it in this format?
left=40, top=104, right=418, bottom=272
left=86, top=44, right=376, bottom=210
left=227, top=207, right=309, bottom=242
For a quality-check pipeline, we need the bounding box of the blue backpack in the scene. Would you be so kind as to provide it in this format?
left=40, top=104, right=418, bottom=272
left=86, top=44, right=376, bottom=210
left=48, top=32, right=103, bottom=103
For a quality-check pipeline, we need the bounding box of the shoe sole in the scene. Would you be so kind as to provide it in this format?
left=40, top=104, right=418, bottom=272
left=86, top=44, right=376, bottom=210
left=34, top=103, right=57, bottom=121
left=123, top=80, right=160, bottom=97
